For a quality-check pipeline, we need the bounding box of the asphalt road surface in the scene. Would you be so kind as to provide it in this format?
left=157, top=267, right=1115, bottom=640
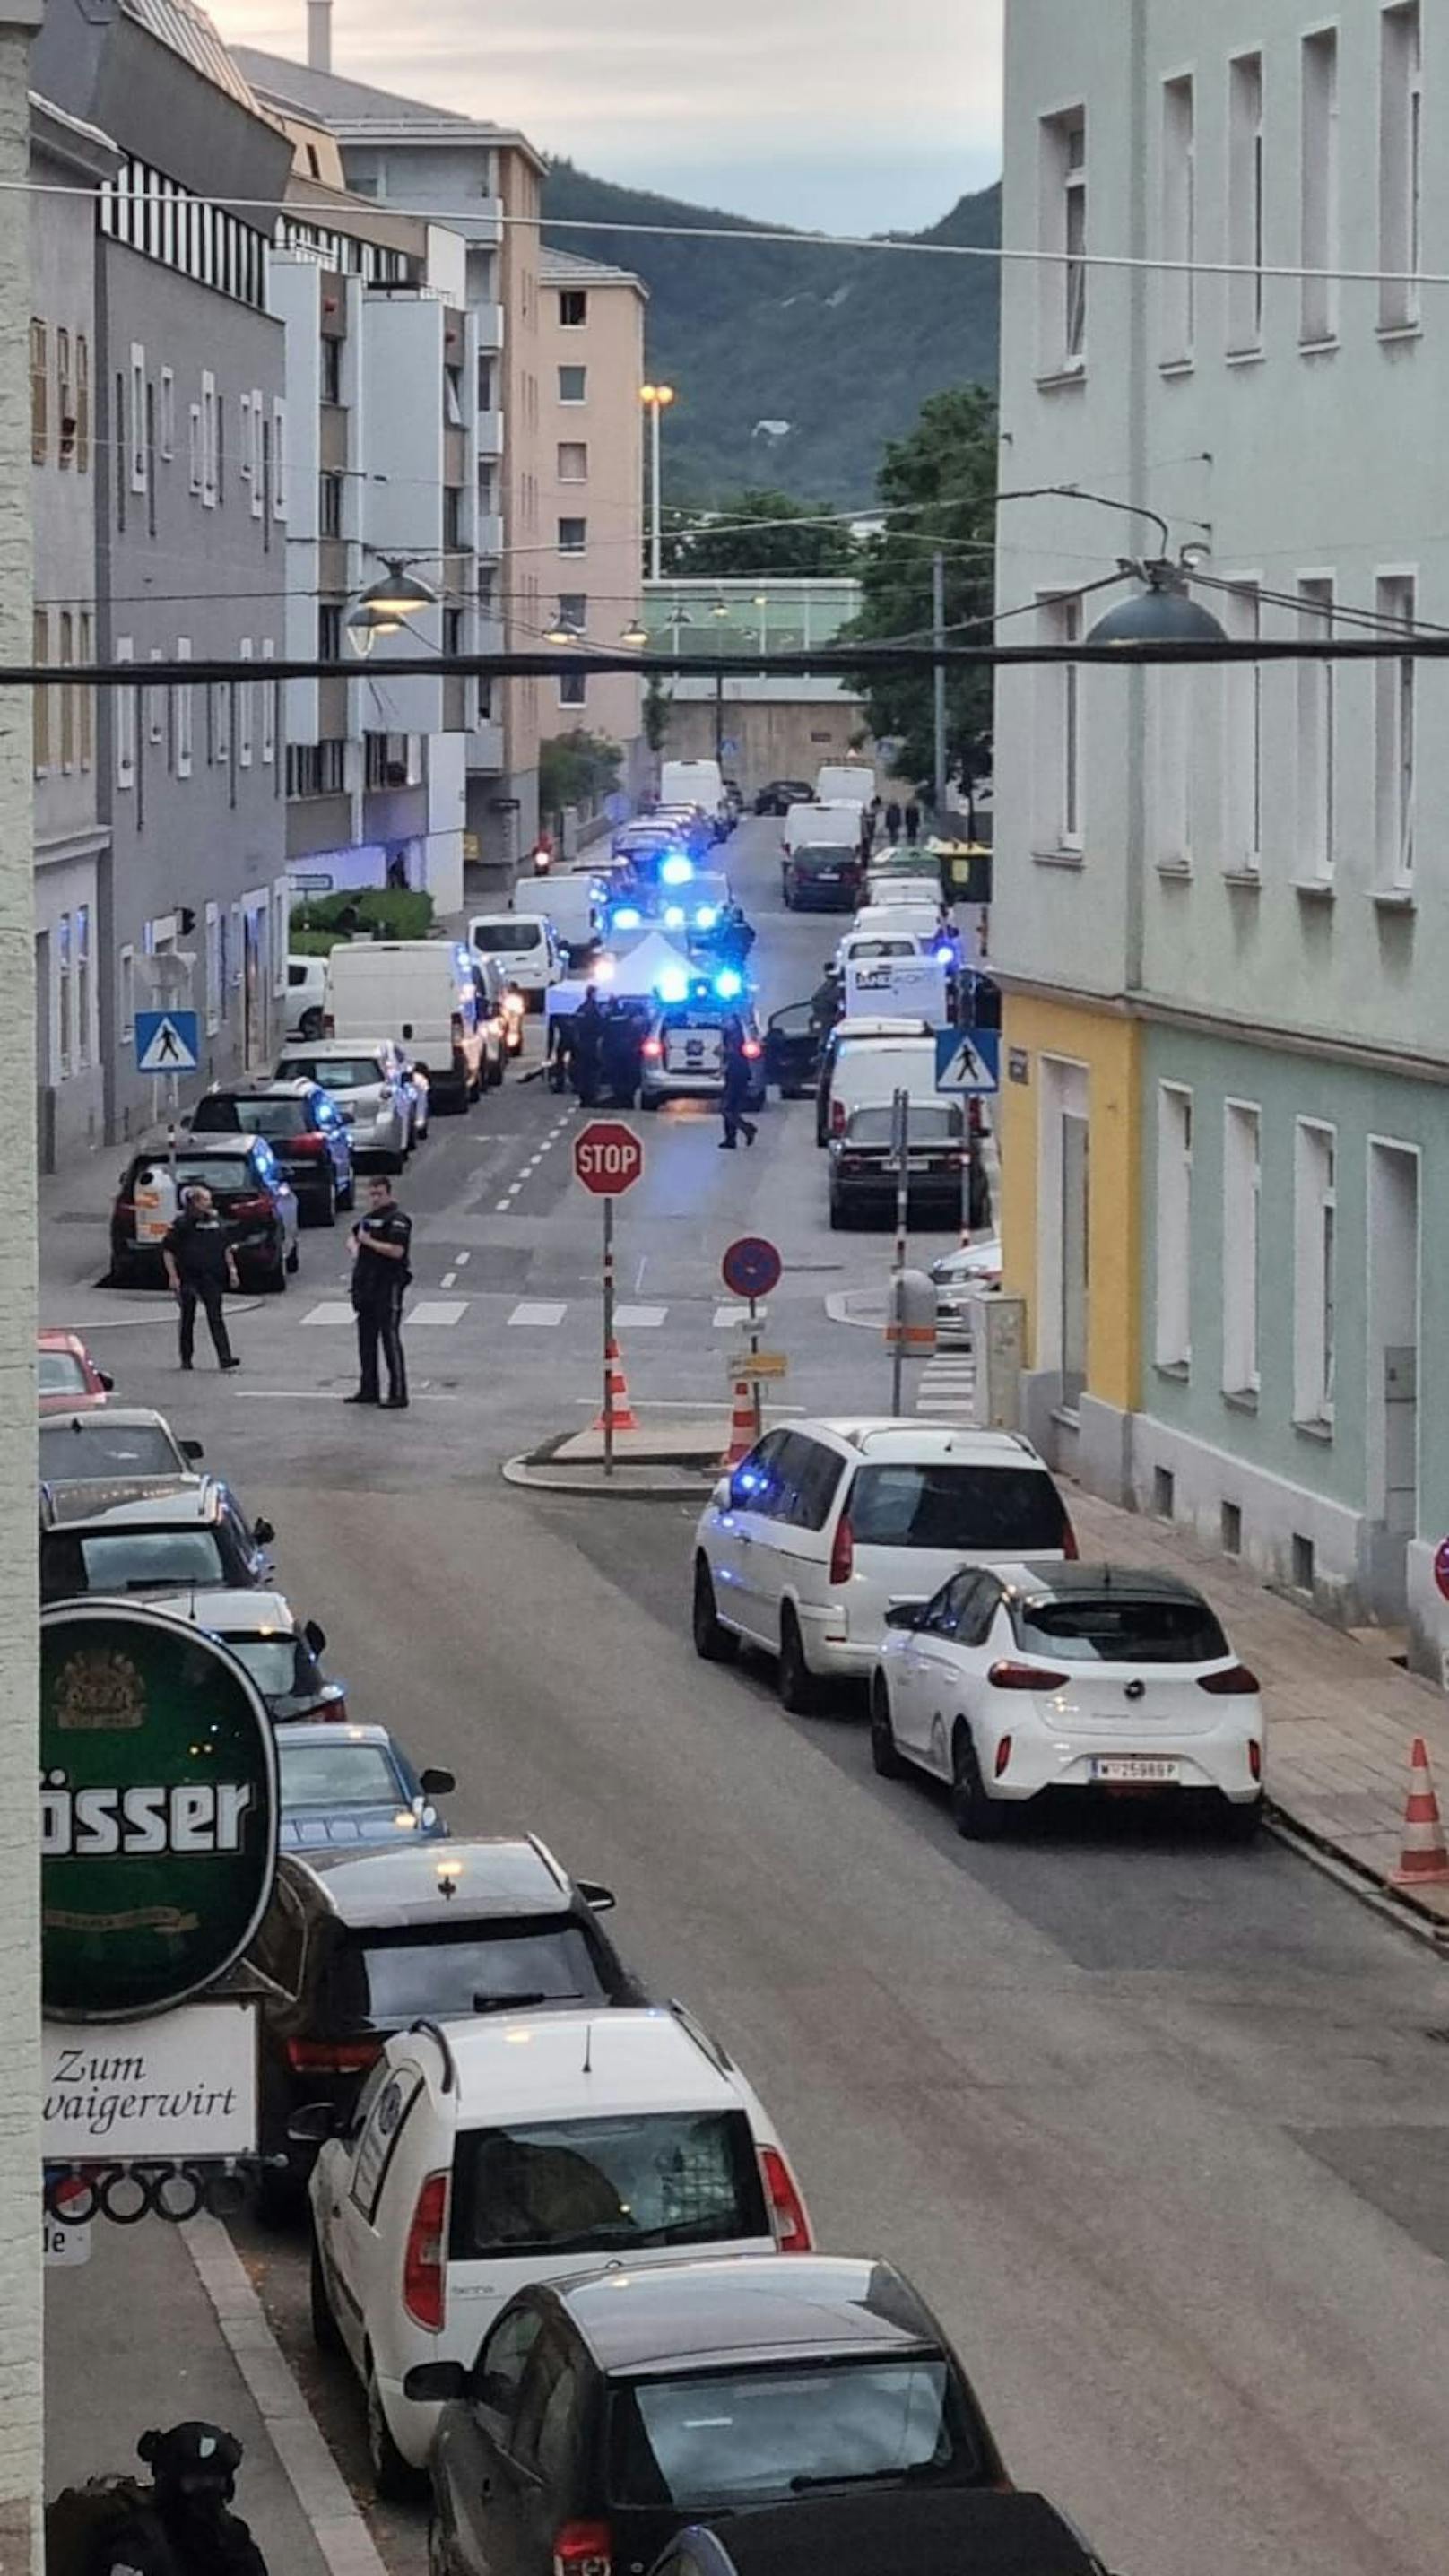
left=42, top=820, right=1449, bottom=2576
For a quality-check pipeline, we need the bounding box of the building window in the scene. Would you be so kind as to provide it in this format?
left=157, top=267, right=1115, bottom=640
left=1224, top=581, right=1262, bottom=871
left=273, top=398, right=287, bottom=517
left=56, top=914, right=72, bottom=1079
left=115, top=637, right=135, bottom=789
left=318, top=603, right=342, bottom=661
left=32, top=610, right=49, bottom=773
left=558, top=593, right=587, bottom=630
left=78, top=611, right=93, bottom=771
left=1222, top=1102, right=1262, bottom=1397
left=1380, top=3, right=1423, bottom=331
left=158, top=364, right=175, bottom=461
left=1034, top=591, right=1082, bottom=850
left=1301, top=31, right=1340, bottom=344
left=1228, top=53, right=1265, bottom=352
left=1159, top=76, right=1195, bottom=362
left=56, top=328, right=74, bottom=465
left=75, top=333, right=90, bottom=471
left=557, top=441, right=588, bottom=482
left=1294, top=1121, right=1337, bottom=1426
left=200, top=369, right=217, bottom=507
left=443, top=485, right=463, bottom=549
left=262, top=639, right=276, bottom=766
left=239, top=639, right=255, bottom=767
left=286, top=740, right=347, bottom=797
left=1155, top=1085, right=1193, bottom=1371
left=558, top=289, right=587, bottom=327
left=118, top=944, right=134, bottom=1044
left=129, top=343, right=147, bottom=492
left=174, top=637, right=193, bottom=778
left=1037, top=109, right=1087, bottom=369
left=1375, top=573, right=1417, bottom=885
left=30, top=319, right=47, bottom=462
left=319, top=470, right=343, bottom=536
left=320, top=334, right=343, bottom=403
left=558, top=670, right=587, bottom=709
left=1296, top=577, right=1335, bottom=880
left=74, top=906, right=91, bottom=1071
left=559, top=516, right=586, bottom=554
left=444, top=364, right=464, bottom=428
left=558, top=365, right=587, bottom=403
left=204, top=901, right=221, bottom=1035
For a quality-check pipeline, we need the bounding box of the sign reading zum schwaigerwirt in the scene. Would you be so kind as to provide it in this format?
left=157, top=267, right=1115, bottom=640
left=40, top=1602, right=278, bottom=2023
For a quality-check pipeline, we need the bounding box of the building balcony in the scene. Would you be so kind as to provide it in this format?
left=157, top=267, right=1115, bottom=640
left=475, top=407, right=503, bottom=457
left=287, top=792, right=352, bottom=861
left=443, top=425, right=469, bottom=486
left=469, top=717, right=505, bottom=772
left=318, top=404, right=349, bottom=473
left=473, top=299, right=505, bottom=351
left=476, top=510, right=503, bottom=558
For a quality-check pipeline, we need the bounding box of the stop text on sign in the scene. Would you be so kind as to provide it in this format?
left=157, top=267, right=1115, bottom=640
left=573, top=1120, right=644, bottom=1196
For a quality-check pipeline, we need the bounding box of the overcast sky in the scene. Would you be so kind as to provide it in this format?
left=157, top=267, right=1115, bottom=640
left=213, top=0, right=1003, bottom=231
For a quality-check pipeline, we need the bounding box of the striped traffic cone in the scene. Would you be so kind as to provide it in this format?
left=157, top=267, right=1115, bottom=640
left=1390, top=1737, right=1449, bottom=1888
left=722, top=1378, right=755, bottom=1469
left=593, top=1338, right=638, bottom=1435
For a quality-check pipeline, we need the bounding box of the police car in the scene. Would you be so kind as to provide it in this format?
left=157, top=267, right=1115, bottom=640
left=638, top=970, right=767, bottom=1114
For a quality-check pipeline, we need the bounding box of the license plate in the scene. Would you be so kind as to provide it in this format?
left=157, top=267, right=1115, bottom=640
left=1091, top=1756, right=1181, bottom=1783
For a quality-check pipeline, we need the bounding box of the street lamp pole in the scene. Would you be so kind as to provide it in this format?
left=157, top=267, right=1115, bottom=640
left=639, top=383, right=675, bottom=585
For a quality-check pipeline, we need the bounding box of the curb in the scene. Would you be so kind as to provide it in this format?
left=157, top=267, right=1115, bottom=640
left=183, top=2212, right=388, bottom=2576
left=1264, top=1804, right=1449, bottom=1952
left=503, top=1450, right=718, bottom=1498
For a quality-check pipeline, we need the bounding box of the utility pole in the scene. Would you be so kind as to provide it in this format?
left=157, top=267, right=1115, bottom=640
left=932, top=548, right=948, bottom=818
left=0, top=15, right=48, bottom=2570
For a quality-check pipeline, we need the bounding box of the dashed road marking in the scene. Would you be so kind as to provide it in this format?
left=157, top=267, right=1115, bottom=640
left=409, top=1300, right=470, bottom=1326
left=301, top=1301, right=355, bottom=1327
left=508, top=1301, right=568, bottom=1327
left=614, top=1305, right=667, bottom=1329
left=441, top=1271, right=457, bottom=1289
left=714, top=1305, right=749, bottom=1330
left=454, top=1250, right=470, bottom=1267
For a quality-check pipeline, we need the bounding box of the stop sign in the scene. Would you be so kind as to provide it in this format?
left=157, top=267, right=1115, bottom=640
left=573, top=1119, right=644, bottom=1197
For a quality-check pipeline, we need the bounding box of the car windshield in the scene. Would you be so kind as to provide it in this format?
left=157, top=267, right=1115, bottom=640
left=279, top=1740, right=402, bottom=1808
left=1014, top=1596, right=1229, bottom=1663
left=192, top=1098, right=311, bottom=1138
left=341, top=1921, right=604, bottom=2024
left=38, top=1350, right=90, bottom=1394
left=450, top=2110, right=766, bottom=2262
left=846, top=1107, right=959, bottom=1148
left=610, top=2357, right=983, bottom=2510
left=849, top=1464, right=1069, bottom=1553
left=132, top=1156, right=259, bottom=1198
left=846, top=938, right=916, bottom=959
left=276, top=1059, right=378, bottom=1093
left=39, top=1422, right=178, bottom=1480
left=472, top=923, right=541, bottom=953
left=42, top=1529, right=229, bottom=1598
left=225, top=1635, right=316, bottom=1700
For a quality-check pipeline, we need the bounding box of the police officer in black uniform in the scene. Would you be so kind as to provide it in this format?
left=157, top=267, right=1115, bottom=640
left=345, top=1175, right=412, bottom=1409
left=161, top=1186, right=240, bottom=1373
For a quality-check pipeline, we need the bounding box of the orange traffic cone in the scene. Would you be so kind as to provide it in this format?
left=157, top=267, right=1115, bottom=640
left=1390, top=1737, right=1449, bottom=1888
left=593, top=1337, right=638, bottom=1435
left=722, top=1378, right=755, bottom=1469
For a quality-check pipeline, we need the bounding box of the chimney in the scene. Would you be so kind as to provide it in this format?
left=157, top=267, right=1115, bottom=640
left=307, top=0, right=333, bottom=73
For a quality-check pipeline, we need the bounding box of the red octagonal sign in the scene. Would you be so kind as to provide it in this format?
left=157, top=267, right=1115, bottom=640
left=573, top=1119, right=644, bottom=1197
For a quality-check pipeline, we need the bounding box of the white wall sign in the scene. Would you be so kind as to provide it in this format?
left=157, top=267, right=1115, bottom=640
left=844, top=955, right=950, bottom=1026
left=42, top=2000, right=258, bottom=2159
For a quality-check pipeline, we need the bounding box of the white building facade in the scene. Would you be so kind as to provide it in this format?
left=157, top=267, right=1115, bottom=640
left=996, top=0, right=1449, bottom=1673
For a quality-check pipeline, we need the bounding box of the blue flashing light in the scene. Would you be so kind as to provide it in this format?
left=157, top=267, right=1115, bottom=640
left=694, top=905, right=719, bottom=930
left=664, top=905, right=686, bottom=930
left=714, top=967, right=743, bottom=1000
left=656, top=967, right=690, bottom=1004
left=933, top=941, right=956, bottom=963
left=660, top=854, right=694, bottom=887
left=612, top=905, right=642, bottom=930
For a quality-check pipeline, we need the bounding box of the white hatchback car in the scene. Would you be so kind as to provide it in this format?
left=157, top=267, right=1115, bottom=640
left=692, top=1420, right=1074, bottom=1713
left=305, top=2004, right=811, bottom=2494
left=870, top=1561, right=1264, bottom=1840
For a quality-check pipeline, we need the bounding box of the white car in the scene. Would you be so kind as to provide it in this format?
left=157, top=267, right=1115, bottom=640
left=870, top=1561, right=1265, bottom=1840
left=272, top=1038, right=414, bottom=1169
left=930, top=1238, right=1002, bottom=1340
left=467, top=912, right=563, bottom=1008
left=285, top=955, right=329, bottom=1041
left=305, top=2003, right=811, bottom=2494
left=692, top=1419, right=1075, bottom=1713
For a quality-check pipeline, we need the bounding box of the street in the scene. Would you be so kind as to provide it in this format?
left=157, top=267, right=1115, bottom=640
left=41, top=818, right=1449, bottom=2576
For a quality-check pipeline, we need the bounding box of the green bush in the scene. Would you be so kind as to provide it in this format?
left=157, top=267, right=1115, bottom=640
left=289, top=888, right=436, bottom=952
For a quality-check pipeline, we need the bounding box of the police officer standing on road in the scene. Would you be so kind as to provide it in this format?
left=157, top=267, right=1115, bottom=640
left=161, top=1187, right=240, bottom=1374
left=345, top=1175, right=412, bottom=1409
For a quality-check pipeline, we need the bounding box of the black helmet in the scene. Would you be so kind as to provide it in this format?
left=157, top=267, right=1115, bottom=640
left=138, top=2422, right=243, bottom=2502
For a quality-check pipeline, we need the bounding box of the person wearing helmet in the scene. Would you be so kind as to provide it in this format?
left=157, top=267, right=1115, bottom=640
left=48, top=2422, right=269, bottom=2576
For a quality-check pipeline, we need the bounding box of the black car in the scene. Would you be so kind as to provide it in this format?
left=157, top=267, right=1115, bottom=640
left=762, top=1002, right=822, bottom=1100
left=247, top=1835, right=642, bottom=2205
left=754, top=779, right=814, bottom=816
left=646, top=2490, right=1108, bottom=2576
left=780, top=844, right=863, bottom=913
left=109, top=1132, right=299, bottom=1288
left=412, top=2254, right=1009, bottom=2576
left=187, top=1081, right=355, bottom=1227
left=39, top=1475, right=276, bottom=1603
left=829, top=1100, right=967, bottom=1230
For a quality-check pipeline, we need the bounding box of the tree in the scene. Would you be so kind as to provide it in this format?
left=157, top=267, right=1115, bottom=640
left=538, top=729, right=623, bottom=822
left=663, top=488, right=857, bottom=580
left=847, top=385, right=997, bottom=796
left=642, top=676, right=672, bottom=755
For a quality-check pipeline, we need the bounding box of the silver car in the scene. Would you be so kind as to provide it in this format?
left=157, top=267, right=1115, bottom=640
left=929, top=1238, right=1002, bottom=1341
left=273, top=1038, right=413, bottom=1169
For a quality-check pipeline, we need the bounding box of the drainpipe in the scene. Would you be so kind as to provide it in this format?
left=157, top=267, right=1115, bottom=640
left=1124, top=0, right=1149, bottom=998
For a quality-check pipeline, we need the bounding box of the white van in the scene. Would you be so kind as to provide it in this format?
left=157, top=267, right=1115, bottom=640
left=828, top=1032, right=939, bottom=1136
left=815, top=762, right=876, bottom=808
left=783, top=800, right=863, bottom=854
left=661, top=757, right=724, bottom=816
left=326, top=941, right=483, bottom=1114
left=467, top=911, right=563, bottom=1007
left=536, top=872, right=603, bottom=967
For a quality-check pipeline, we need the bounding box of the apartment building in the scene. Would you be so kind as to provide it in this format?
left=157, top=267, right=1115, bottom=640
left=35, top=0, right=292, bottom=1141
left=236, top=16, right=545, bottom=875
left=538, top=248, right=646, bottom=790
left=995, top=0, right=1449, bottom=1670
left=30, top=95, right=114, bottom=1166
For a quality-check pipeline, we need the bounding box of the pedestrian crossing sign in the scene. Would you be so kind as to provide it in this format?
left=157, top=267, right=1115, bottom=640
left=135, top=1010, right=200, bottom=1074
left=934, top=1027, right=1000, bottom=1094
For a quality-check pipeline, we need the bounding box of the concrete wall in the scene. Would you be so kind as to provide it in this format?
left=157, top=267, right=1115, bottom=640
left=661, top=691, right=871, bottom=793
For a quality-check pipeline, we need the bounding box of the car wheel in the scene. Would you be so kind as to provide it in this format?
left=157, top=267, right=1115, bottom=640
left=314, top=1177, right=336, bottom=1230
left=950, top=1722, right=1007, bottom=1840
left=1219, top=1795, right=1263, bottom=1844
left=285, top=1239, right=299, bottom=1275
left=777, top=1607, right=822, bottom=1715
left=870, top=1675, right=906, bottom=1778
left=692, top=1558, right=738, bottom=1664
left=309, top=2233, right=342, bottom=2355
left=366, top=2354, right=422, bottom=2502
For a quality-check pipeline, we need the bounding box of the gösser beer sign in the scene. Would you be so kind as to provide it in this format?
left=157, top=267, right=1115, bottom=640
left=40, top=1602, right=279, bottom=2024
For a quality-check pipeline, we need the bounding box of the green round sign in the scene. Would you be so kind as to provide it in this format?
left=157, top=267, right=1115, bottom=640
left=40, top=1602, right=279, bottom=2023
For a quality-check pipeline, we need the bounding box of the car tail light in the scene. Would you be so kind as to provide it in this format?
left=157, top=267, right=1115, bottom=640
left=403, top=2170, right=449, bottom=2332
left=829, top=1514, right=855, bottom=1585
left=987, top=1661, right=1069, bottom=1692
left=993, top=1735, right=1013, bottom=1778
left=742, top=1038, right=762, bottom=1061
left=1198, top=1662, right=1261, bottom=1696
left=759, top=2145, right=811, bottom=2252
left=229, top=1193, right=273, bottom=1220
left=642, top=1037, right=663, bottom=1061
left=288, top=1134, right=325, bottom=1157
left=829, top=1097, right=846, bottom=1137
left=1247, top=1738, right=1262, bottom=1781
left=1062, top=1516, right=1079, bottom=1559
left=284, top=2036, right=382, bottom=2077
left=552, top=2523, right=612, bottom=2576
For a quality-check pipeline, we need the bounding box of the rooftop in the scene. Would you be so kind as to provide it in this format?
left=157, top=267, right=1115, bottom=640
left=123, top=0, right=261, bottom=113
left=541, top=244, right=646, bottom=294
left=233, top=46, right=543, bottom=169
left=556, top=2253, right=937, bottom=2373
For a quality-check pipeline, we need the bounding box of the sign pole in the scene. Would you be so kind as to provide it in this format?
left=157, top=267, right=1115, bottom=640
left=748, top=1291, right=762, bottom=1440
left=890, top=1086, right=909, bottom=1415
left=602, top=1196, right=616, bottom=1479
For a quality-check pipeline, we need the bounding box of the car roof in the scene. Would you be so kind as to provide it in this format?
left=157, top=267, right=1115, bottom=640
left=37, top=1329, right=91, bottom=1354
left=553, top=2255, right=939, bottom=2375
left=830, top=1018, right=931, bottom=1044
left=667, top=2491, right=1100, bottom=2576
left=39, top=1406, right=173, bottom=1435
left=276, top=1038, right=387, bottom=1059
left=282, top=1833, right=571, bottom=1925
left=987, top=1561, right=1210, bottom=1608
left=428, top=2008, right=737, bottom=2120
left=40, top=1476, right=219, bottom=1530
left=144, top=1585, right=297, bottom=1632
left=790, top=1421, right=1045, bottom=1466
left=278, top=1721, right=395, bottom=1753
left=130, top=1132, right=260, bottom=1160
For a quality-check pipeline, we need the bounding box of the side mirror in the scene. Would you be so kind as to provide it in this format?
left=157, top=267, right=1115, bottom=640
left=402, top=1021, right=414, bottom=1042
left=304, top=1618, right=326, bottom=1656
left=577, top=1879, right=616, bottom=1913
left=420, top=1767, right=456, bottom=1798
left=98, top=1370, right=116, bottom=1392
left=403, top=2361, right=468, bottom=2405
left=287, top=2101, right=339, bottom=2145
left=180, top=1438, right=204, bottom=1461
left=253, top=1517, right=276, bottom=1547
left=884, top=1603, right=924, bottom=1631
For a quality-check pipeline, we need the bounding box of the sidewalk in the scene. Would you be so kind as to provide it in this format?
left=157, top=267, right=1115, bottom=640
left=1063, top=1476, right=1449, bottom=1927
